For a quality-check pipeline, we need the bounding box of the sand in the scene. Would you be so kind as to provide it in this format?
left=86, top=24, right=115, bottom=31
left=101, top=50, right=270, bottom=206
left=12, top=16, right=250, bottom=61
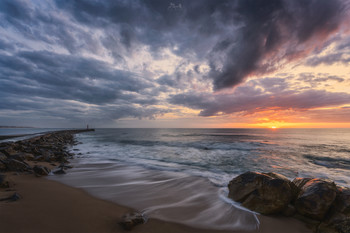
left=0, top=171, right=313, bottom=233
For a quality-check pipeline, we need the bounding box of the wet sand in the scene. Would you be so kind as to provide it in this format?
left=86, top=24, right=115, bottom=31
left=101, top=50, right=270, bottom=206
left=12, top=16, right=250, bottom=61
left=0, top=171, right=312, bottom=233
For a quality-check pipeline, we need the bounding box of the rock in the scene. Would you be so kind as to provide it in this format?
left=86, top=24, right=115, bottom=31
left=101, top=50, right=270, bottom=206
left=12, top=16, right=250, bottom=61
left=0, top=160, right=6, bottom=171
left=265, top=172, right=299, bottom=199
left=58, top=163, right=73, bottom=169
left=33, top=165, right=50, bottom=176
left=10, top=153, right=34, bottom=161
left=293, top=177, right=313, bottom=190
left=317, top=186, right=350, bottom=233
left=0, top=152, right=7, bottom=160
left=5, top=159, right=31, bottom=172
left=282, top=204, right=296, bottom=217
left=294, top=178, right=337, bottom=220
left=34, top=155, right=45, bottom=161
left=23, top=153, right=35, bottom=161
left=228, top=171, right=294, bottom=214
left=0, top=174, right=10, bottom=188
left=0, top=146, right=18, bottom=157
left=318, top=219, right=350, bottom=233
left=0, top=192, right=21, bottom=202
left=119, top=212, right=146, bottom=230
left=53, top=168, right=66, bottom=175
left=332, top=186, right=350, bottom=216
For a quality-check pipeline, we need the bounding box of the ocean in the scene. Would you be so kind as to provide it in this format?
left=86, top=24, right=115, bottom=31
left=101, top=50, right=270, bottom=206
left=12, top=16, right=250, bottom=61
left=67, top=128, right=350, bottom=186
left=48, top=128, right=350, bottom=231
left=2, top=128, right=350, bottom=230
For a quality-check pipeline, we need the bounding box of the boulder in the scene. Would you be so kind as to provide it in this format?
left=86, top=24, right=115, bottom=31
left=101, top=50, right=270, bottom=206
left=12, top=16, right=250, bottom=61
left=0, top=174, right=10, bottom=188
left=0, top=192, right=21, bottom=202
left=282, top=204, right=296, bottom=217
left=332, top=186, right=350, bottom=216
left=294, top=178, right=337, bottom=220
left=5, top=159, right=31, bottom=172
left=318, top=219, right=350, bottom=233
left=317, top=186, right=350, bottom=233
left=119, top=212, right=146, bottom=230
left=228, top=171, right=294, bottom=214
left=33, top=165, right=50, bottom=176
left=0, top=152, right=7, bottom=160
left=0, top=146, right=18, bottom=157
left=0, top=160, right=6, bottom=171
left=53, top=168, right=66, bottom=175
left=22, top=153, right=35, bottom=161
left=293, top=177, right=313, bottom=190
left=10, top=153, right=34, bottom=161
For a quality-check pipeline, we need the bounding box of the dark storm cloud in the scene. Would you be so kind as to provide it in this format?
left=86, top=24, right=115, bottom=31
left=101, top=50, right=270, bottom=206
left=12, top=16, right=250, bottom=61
left=2, top=0, right=347, bottom=87
left=51, top=0, right=347, bottom=90
left=0, top=48, right=167, bottom=124
left=0, top=50, right=153, bottom=104
left=209, top=0, right=345, bottom=90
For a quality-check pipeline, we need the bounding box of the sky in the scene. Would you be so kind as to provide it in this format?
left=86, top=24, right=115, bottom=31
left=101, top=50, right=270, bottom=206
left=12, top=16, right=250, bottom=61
left=0, top=0, right=350, bottom=128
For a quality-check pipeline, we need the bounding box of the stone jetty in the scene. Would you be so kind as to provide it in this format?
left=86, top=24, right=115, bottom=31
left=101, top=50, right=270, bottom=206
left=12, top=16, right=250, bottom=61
left=0, top=129, right=94, bottom=188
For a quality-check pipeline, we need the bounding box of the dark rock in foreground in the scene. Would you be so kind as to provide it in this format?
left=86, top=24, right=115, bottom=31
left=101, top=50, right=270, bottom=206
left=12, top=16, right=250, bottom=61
left=294, top=178, right=337, bottom=220
left=0, top=192, right=21, bottom=202
left=228, top=171, right=295, bottom=214
left=119, top=212, right=146, bottom=230
left=228, top=171, right=350, bottom=233
left=33, top=165, right=51, bottom=176
left=5, top=159, right=31, bottom=172
left=52, top=168, right=66, bottom=175
left=0, top=174, right=10, bottom=188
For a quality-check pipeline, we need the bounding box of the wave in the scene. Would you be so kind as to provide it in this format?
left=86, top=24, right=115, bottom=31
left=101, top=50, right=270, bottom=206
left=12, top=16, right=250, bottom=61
left=303, top=154, right=350, bottom=169
left=49, top=162, right=259, bottom=231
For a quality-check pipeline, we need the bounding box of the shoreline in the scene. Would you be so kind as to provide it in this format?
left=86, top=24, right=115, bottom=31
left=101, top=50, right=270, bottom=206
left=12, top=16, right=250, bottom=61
left=0, top=130, right=312, bottom=233
left=0, top=172, right=312, bottom=233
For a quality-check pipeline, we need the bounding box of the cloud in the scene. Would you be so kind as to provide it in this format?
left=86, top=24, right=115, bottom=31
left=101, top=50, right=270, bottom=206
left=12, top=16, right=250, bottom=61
left=208, top=0, right=346, bottom=90
left=0, top=50, right=155, bottom=103
left=52, top=0, right=348, bottom=90
left=0, top=49, right=169, bottom=126
left=297, top=73, right=345, bottom=88
left=305, top=53, right=350, bottom=66
left=0, top=0, right=349, bottom=127
left=169, top=77, right=350, bottom=117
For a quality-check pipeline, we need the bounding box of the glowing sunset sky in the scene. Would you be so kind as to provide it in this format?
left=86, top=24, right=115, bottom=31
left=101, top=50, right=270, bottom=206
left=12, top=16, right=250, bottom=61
left=0, top=0, right=350, bottom=128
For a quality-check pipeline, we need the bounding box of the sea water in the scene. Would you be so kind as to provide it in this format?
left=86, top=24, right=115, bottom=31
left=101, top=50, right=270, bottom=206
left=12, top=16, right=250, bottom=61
left=49, top=128, right=350, bottom=230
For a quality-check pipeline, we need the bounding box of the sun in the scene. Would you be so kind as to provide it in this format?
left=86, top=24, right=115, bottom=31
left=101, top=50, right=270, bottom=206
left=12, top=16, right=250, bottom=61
left=270, top=126, right=277, bottom=129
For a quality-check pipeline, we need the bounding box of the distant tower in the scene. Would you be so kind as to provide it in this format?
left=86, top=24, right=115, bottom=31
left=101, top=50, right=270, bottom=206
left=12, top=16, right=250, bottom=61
left=87, top=124, right=89, bottom=129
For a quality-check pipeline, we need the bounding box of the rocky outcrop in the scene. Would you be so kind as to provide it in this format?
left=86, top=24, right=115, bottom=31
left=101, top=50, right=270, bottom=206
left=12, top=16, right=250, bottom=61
left=0, top=129, right=92, bottom=176
left=228, top=171, right=295, bottom=214
left=5, top=159, right=31, bottom=172
left=317, top=186, right=350, bottom=233
left=228, top=171, right=350, bottom=233
left=294, top=179, right=337, bottom=220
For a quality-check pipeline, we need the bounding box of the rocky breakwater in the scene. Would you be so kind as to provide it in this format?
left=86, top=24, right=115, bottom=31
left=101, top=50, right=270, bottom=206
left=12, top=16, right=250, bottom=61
left=0, top=129, right=94, bottom=199
left=228, top=171, right=350, bottom=233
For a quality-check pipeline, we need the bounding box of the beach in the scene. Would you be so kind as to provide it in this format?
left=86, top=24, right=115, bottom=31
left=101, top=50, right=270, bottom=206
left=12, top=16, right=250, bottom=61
left=0, top=129, right=316, bottom=233
left=0, top=171, right=312, bottom=233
